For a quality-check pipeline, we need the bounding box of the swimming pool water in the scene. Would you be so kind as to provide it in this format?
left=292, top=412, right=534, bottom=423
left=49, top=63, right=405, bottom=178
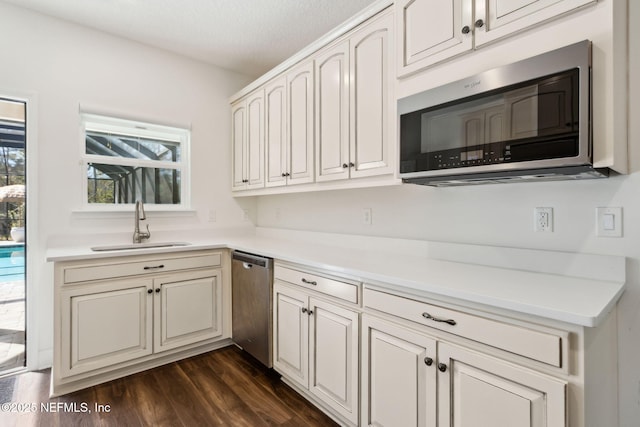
left=0, top=246, right=25, bottom=282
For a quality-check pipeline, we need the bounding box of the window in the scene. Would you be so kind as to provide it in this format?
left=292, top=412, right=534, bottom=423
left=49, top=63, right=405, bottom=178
left=81, top=113, right=190, bottom=209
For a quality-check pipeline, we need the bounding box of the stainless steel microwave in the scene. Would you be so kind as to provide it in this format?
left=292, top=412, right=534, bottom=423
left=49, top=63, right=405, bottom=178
left=398, top=40, right=608, bottom=186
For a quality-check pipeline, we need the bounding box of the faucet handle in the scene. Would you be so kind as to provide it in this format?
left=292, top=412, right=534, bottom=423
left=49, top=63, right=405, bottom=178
left=143, top=224, right=151, bottom=239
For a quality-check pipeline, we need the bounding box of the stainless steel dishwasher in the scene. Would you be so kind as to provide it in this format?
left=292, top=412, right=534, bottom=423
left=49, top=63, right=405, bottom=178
left=231, top=251, right=273, bottom=367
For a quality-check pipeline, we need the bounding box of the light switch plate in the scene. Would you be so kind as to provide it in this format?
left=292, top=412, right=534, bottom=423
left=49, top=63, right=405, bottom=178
left=596, top=207, right=622, bottom=237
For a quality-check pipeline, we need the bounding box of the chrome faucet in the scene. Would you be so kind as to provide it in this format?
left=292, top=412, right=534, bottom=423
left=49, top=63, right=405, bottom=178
left=133, top=200, right=151, bottom=244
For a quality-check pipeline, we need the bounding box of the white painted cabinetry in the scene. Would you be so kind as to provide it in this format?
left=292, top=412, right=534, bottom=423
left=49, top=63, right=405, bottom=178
left=315, top=40, right=350, bottom=182
left=397, top=0, right=595, bottom=76
left=273, top=264, right=360, bottom=425
left=53, top=250, right=230, bottom=396
left=362, top=313, right=566, bottom=427
left=265, top=60, right=315, bottom=187
left=232, top=6, right=396, bottom=193
left=316, top=10, right=394, bottom=182
left=232, top=90, right=265, bottom=190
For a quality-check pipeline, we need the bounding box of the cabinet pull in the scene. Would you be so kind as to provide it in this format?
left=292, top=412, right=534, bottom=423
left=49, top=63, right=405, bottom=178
left=143, top=264, right=165, bottom=270
left=308, top=309, right=313, bottom=316
left=422, top=312, right=456, bottom=326
left=342, top=163, right=349, bottom=169
left=424, top=357, right=433, bottom=366
left=461, top=25, right=470, bottom=34
left=475, top=19, right=484, bottom=28
left=147, top=289, right=153, bottom=294
left=438, top=363, right=447, bottom=373
left=155, top=288, right=161, bottom=293
left=301, top=278, right=317, bottom=286
left=302, top=307, right=308, bottom=314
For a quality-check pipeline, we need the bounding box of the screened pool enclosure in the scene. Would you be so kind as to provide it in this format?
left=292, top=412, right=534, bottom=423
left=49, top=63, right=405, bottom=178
left=0, top=118, right=25, bottom=241
left=83, top=112, right=189, bottom=207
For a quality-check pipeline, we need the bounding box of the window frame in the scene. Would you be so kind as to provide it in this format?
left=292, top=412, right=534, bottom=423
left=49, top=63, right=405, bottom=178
left=80, top=113, right=191, bottom=211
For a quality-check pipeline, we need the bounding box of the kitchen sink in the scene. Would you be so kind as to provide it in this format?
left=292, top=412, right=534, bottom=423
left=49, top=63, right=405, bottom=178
left=90, top=242, right=191, bottom=252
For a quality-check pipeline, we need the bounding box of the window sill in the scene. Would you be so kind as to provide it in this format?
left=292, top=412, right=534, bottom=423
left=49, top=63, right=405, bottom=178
left=71, top=208, right=197, bottom=220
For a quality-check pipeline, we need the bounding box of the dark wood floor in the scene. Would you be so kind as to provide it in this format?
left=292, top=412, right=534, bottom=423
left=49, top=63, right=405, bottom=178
left=0, top=346, right=338, bottom=427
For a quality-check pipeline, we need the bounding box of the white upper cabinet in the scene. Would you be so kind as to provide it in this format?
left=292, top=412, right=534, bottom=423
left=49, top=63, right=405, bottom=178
left=265, top=76, right=288, bottom=187
left=475, top=0, right=596, bottom=47
left=350, top=11, right=395, bottom=179
left=287, top=61, right=315, bottom=185
left=265, top=61, right=315, bottom=188
left=397, top=0, right=472, bottom=76
left=232, top=5, right=396, bottom=193
left=315, top=40, right=351, bottom=182
left=232, top=90, right=265, bottom=191
left=316, top=9, right=395, bottom=182
left=397, top=0, right=595, bottom=76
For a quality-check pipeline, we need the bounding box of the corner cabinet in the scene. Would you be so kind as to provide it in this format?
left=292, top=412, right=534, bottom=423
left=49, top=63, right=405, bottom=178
left=232, top=90, right=265, bottom=190
left=396, top=0, right=596, bottom=76
left=273, top=264, right=361, bottom=426
left=53, top=250, right=231, bottom=396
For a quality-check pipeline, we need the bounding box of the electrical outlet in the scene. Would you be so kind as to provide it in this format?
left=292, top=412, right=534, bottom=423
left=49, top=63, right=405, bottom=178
left=534, top=207, right=553, bottom=232
left=363, top=208, right=372, bottom=225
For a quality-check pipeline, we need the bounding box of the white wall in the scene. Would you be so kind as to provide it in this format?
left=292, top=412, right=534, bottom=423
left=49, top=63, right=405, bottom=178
left=0, top=3, right=255, bottom=369
left=256, top=2, right=640, bottom=426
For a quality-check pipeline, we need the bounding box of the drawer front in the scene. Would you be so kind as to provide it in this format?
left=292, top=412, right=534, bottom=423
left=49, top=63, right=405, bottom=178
left=275, top=265, right=359, bottom=304
left=364, top=288, right=565, bottom=367
left=64, top=253, right=222, bottom=284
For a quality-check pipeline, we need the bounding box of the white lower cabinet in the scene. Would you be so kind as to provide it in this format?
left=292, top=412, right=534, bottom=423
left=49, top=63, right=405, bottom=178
left=153, top=271, right=222, bottom=352
left=362, top=314, right=567, bottom=427
left=273, top=267, right=360, bottom=425
left=53, top=250, right=229, bottom=395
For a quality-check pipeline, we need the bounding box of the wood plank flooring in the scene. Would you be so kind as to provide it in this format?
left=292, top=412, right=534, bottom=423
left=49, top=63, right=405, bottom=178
left=0, top=346, right=339, bottom=427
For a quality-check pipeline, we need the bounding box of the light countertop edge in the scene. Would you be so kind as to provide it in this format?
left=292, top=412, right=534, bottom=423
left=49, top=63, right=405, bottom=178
left=46, top=236, right=626, bottom=328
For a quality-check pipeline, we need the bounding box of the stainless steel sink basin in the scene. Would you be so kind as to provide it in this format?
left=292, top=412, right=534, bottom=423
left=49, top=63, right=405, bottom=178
left=90, top=242, right=191, bottom=252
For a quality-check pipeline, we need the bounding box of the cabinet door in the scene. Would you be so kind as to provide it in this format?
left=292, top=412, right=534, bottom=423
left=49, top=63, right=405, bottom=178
left=273, top=283, right=309, bottom=388
left=475, top=0, right=595, bottom=47
left=309, top=297, right=359, bottom=425
left=350, top=11, right=395, bottom=179
left=265, top=77, right=288, bottom=188
left=231, top=100, right=247, bottom=190
left=246, top=90, right=265, bottom=189
left=61, top=279, right=153, bottom=377
left=361, top=315, right=437, bottom=427
left=438, top=343, right=566, bottom=427
left=396, top=0, right=473, bottom=76
left=315, top=40, right=350, bottom=182
left=154, top=271, right=222, bottom=353
left=287, top=60, right=315, bottom=185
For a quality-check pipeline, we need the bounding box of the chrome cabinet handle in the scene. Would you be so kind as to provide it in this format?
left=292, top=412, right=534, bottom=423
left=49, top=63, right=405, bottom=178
left=143, top=264, right=165, bottom=270
left=301, top=278, right=317, bottom=286
left=422, top=312, right=456, bottom=326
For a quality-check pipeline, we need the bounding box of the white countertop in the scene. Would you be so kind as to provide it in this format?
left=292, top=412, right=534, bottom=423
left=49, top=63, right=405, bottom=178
left=46, top=231, right=626, bottom=328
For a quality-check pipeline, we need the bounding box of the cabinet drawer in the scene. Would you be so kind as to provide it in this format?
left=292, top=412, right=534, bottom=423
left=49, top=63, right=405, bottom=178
left=64, top=253, right=222, bottom=284
left=364, top=288, right=566, bottom=367
left=275, top=265, right=359, bottom=304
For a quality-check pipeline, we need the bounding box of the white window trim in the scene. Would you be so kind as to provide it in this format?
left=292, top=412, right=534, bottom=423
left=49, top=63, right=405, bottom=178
left=80, top=113, right=191, bottom=212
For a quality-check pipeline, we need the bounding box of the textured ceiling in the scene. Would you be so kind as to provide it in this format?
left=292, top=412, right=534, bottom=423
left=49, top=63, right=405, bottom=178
left=1, top=0, right=378, bottom=77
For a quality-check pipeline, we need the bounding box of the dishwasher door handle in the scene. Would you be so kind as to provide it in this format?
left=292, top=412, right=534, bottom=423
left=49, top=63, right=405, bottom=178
left=242, top=262, right=253, bottom=269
